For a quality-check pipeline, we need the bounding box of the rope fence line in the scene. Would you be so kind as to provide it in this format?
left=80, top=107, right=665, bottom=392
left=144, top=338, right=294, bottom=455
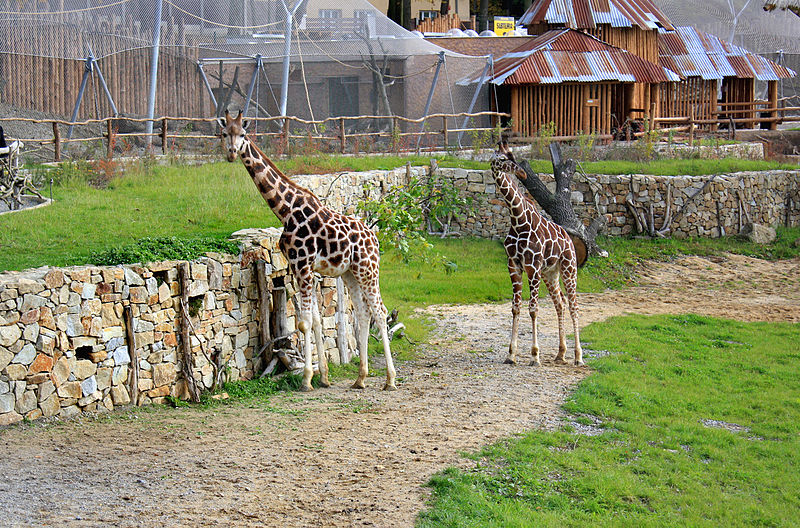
left=0, top=112, right=510, bottom=161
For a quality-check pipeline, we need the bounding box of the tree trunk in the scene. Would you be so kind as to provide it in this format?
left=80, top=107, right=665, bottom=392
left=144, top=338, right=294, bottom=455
left=478, top=0, right=489, bottom=32
left=514, top=142, right=607, bottom=262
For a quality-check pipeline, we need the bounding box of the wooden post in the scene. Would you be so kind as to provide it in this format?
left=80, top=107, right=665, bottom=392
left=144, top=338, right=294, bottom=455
left=689, top=108, right=695, bottom=147
left=255, top=260, right=274, bottom=366
left=52, top=122, right=61, bottom=162
left=106, top=119, right=114, bottom=159
left=282, top=118, right=289, bottom=153
left=161, top=118, right=168, bottom=155
left=649, top=101, right=656, bottom=132
left=178, top=262, right=201, bottom=402
left=339, top=117, right=346, bottom=154
left=273, top=285, right=288, bottom=344
left=335, top=277, right=350, bottom=365
left=768, top=80, right=779, bottom=131
left=442, top=115, right=448, bottom=149
left=123, top=304, right=139, bottom=406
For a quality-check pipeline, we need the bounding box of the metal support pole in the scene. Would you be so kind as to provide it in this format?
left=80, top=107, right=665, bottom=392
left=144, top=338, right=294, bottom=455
left=457, top=55, right=492, bottom=148
left=415, top=51, right=445, bottom=153
left=279, top=0, right=307, bottom=124
left=91, top=52, right=118, bottom=117
left=243, top=54, right=262, bottom=117
left=145, top=0, right=164, bottom=148
left=197, top=61, right=219, bottom=111
left=67, top=55, right=94, bottom=139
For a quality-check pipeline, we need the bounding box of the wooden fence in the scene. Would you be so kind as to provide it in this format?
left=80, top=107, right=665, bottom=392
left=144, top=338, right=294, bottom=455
left=0, top=111, right=508, bottom=161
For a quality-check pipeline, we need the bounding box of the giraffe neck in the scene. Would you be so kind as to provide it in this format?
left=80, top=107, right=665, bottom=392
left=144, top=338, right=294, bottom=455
left=240, top=138, right=319, bottom=224
left=490, top=161, right=541, bottom=223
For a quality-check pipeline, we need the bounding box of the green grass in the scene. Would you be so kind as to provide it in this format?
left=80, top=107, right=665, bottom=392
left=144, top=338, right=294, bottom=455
left=418, top=314, right=800, bottom=527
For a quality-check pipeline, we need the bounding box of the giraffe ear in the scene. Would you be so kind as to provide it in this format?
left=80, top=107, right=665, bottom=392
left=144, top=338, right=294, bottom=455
left=216, top=117, right=226, bottom=129
left=241, top=119, right=250, bottom=130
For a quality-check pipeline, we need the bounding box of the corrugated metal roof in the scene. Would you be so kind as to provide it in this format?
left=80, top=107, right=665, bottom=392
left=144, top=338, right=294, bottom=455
left=763, top=0, right=800, bottom=16
left=460, top=29, right=680, bottom=85
left=658, top=26, right=796, bottom=80
left=519, top=0, right=674, bottom=30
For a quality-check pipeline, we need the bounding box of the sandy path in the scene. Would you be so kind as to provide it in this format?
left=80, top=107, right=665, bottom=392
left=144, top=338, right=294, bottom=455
left=0, top=254, right=798, bottom=527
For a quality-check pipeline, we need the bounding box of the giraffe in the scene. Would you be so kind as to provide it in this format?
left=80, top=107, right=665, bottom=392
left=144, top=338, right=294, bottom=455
left=490, top=141, right=584, bottom=367
left=218, top=110, right=396, bottom=392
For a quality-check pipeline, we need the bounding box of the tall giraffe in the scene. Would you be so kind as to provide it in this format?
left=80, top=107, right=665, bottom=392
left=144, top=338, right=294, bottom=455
left=490, top=142, right=584, bottom=367
left=218, top=110, right=396, bottom=392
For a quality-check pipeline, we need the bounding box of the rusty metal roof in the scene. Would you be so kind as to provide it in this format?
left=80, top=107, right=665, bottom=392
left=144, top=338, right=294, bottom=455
left=658, top=26, right=796, bottom=81
left=763, top=0, right=800, bottom=16
left=460, top=29, right=680, bottom=85
left=519, top=0, right=674, bottom=30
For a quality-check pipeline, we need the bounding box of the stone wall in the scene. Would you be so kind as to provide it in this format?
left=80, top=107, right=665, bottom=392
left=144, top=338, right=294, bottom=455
left=429, top=168, right=800, bottom=240
left=0, top=228, right=353, bottom=426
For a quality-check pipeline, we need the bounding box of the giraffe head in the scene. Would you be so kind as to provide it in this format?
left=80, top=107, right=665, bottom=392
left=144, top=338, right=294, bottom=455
left=217, top=110, right=250, bottom=162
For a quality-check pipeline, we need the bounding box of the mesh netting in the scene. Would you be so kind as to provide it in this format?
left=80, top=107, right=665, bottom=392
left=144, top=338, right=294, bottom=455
left=653, top=0, right=800, bottom=103
left=0, top=0, right=492, bottom=139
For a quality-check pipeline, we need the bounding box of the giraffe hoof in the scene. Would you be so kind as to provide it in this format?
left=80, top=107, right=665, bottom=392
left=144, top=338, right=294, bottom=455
left=554, top=358, right=568, bottom=365
left=574, top=360, right=585, bottom=367
left=319, top=380, right=331, bottom=388
left=503, top=357, right=517, bottom=365
left=382, top=383, right=397, bottom=391
left=528, top=360, right=541, bottom=367
left=351, top=381, right=366, bottom=390
left=299, top=384, right=314, bottom=392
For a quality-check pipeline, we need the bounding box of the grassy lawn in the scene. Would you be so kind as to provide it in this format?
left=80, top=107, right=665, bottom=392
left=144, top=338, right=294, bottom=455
left=418, top=314, right=800, bottom=527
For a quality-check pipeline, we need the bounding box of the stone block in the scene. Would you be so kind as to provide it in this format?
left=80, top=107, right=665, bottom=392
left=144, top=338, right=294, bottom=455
left=73, top=359, right=96, bottom=380
left=0, top=393, right=13, bottom=413
left=16, top=390, right=37, bottom=414
left=40, top=393, right=60, bottom=417
left=0, top=411, right=23, bottom=426
left=57, top=381, right=82, bottom=399
left=152, top=363, right=176, bottom=387
left=129, top=287, right=148, bottom=304
left=12, top=344, right=36, bottom=366
left=148, top=385, right=170, bottom=398
left=50, top=357, right=71, bottom=387
left=111, top=385, right=130, bottom=405
left=28, top=353, right=54, bottom=374
left=0, top=324, right=21, bottom=347
left=5, top=363, right=27, bottom=380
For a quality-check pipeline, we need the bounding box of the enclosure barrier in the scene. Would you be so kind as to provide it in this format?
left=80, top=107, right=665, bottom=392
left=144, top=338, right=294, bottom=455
left=0, top=111, right=508, bottom=162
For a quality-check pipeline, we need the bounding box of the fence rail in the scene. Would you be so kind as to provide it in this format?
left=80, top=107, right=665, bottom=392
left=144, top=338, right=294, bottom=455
left=0, top=112, right=509, bottom=161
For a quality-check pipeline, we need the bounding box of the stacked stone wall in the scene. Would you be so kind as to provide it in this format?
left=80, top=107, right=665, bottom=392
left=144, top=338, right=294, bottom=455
left=0, top=228, right=352, bottom=426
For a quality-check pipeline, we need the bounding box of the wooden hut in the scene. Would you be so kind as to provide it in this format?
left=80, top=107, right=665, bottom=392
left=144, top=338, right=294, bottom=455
left=658, top=27, right=796, bottom=130
left=518, top=0, right=675, bottom=124
left=460, top=29, right=679, bottom=137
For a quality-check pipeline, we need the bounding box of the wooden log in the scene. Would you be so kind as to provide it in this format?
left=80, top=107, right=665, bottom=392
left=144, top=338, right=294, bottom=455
left=123, top=304, right=139, bottom=406
left=161, top=118, right=168, bottom=155
left=272, top=285, right=289, bottom=348
left=106, top=119, right=114, bottom=159
left=442, top=115, right=448, bottom=148
left=178, top=262, right=201, bottom=402
left=339, top=117, right=346, bottom=154
left=255, top=259, right=274, bottom=367
left=53, top=122, right=61, bottom=162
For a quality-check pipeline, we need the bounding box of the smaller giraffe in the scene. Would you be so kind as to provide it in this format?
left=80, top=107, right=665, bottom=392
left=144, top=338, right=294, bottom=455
left=219, top=110, right=396, bottom=391
left=490, top=141, right=584, bottom=367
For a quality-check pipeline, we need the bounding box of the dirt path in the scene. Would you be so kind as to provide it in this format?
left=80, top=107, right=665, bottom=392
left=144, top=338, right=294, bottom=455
left=1, top=254, right=798, bottom=527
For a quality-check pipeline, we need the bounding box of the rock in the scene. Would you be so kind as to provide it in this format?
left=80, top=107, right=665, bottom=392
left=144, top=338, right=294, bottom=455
left=40, top=393, right=60, bottom=417
left=28, top=353, right=54, bottom=374
left=111, top=385, right=131, bottom=405
left=50, top=357, right=71, bottom=387
left=0, top=411, right=23, bottom=426
left=129, top=287, right=148, bottom=304
left=153, top=363, right=176, bottom=387
left=56, top=381, right=82, bottom=399
left=113, top=346, right=130, bottom=365
left=81, top=376, right=98, bottom=397
left=112, top=365, right=128, bottom=385
left=73, top=359, right=97, bottom=380
left=0, top=347, right=12, bottom=371
left=44, top=269, right=65, bottom=289
left=96, top=368, right=112, bottom=391
left=6, top=364, right=27, bottom=380
left=12, top=343, right=36, bottom=366
left=739, top=223, right=776, bottom=244
left=0, top=393, right=14, bottom=413
left=38, top=380, right=55, bottom=402
left=15, top=390, right=37, bottom=414
left=124, top=268, right=145, bottom=286
left=0, top=324, right=21, bottom=347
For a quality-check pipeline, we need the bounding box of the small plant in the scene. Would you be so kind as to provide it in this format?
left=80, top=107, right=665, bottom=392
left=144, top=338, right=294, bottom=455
left=532, top=121, right=557, bottom=158
left=89, top=236, right=240, bottom=266
left=576, top=130, right=598, bottom=162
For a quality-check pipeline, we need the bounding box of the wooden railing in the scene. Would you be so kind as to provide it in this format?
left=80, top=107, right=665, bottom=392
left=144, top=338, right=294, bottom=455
left=0, top=112, right=508, bottom=162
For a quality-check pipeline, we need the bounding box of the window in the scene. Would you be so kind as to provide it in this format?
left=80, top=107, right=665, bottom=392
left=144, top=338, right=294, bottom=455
left=329, top=77, right=359, bottom=117
left=419, top=10, right=438, bottom=21
left=354, top=10, right=373, bottom=20
left=318, top=9, right=341, bottom=19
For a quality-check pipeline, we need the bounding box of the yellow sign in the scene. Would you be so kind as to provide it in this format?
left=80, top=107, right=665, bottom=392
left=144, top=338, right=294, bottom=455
left=493, top=16, right=516, bottom=36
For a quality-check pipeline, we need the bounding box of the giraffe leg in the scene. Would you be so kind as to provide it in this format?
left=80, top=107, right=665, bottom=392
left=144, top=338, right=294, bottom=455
left=342, top=271, right=370, bottom=389
left=296, top=273, right=316, bottom=392
left=505, top=258, right=523, bottom=365
left=561, top=262, right=584, bottom=366
left=311, top=286, right=330, bottom=388
left=543, top=269, right=568, bottom=365
left=364, top=286, right=396, bottom=391
left=527, top=270, right=542, bottom=367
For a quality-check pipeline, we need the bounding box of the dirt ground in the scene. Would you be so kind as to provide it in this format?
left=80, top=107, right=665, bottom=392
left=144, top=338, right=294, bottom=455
left=1, top=254, right=798, bottom=527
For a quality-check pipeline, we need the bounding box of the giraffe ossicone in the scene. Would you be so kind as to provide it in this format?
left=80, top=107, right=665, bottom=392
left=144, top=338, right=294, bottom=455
left=490, top=141, right=584, bottom=367
left=219, top=110, right=396, bottom=391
